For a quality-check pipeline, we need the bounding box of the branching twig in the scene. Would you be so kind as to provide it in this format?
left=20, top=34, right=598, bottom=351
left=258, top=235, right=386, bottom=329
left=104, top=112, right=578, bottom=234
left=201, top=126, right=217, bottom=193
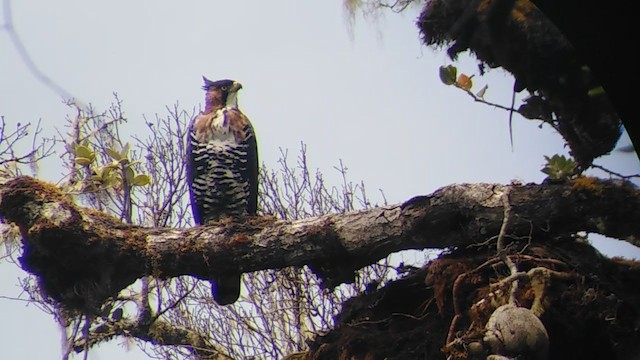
left=0, top=119, right=55, bottom=174
left=461, top=87, right=517, bottom=113
left=591, top=163, right=640, bottom=180
left=458, top=86, right=562, bottom=136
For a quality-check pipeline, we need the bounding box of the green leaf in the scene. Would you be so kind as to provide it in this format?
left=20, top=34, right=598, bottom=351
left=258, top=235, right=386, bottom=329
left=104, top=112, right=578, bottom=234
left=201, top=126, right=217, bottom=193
left=103, top=174, right=120, bottom=188
left=92, top=166, right=114, bottom=181
left=587, top=86, right=605, bottom=97
left=93, top=167, right=104, bottom=179
left=541, top=154, right=577, bottom=180
left=91, top=174, right=103, bottom=182
left=106, top=148, right=122, bottom=161
left=74, top=144, right=95, bottom=162
left=125, top=167, right=135, bottom=183
left=132, top=174, right=151, bottom=186
left=102, top=166, right=114, bottom=177
left=439, top=65, right=457, bottom=86
left=75, top=157, right=93, bottom=166
left=518, top=96, right=552, bottom=121
left=121, top=142, right=131, bottom=158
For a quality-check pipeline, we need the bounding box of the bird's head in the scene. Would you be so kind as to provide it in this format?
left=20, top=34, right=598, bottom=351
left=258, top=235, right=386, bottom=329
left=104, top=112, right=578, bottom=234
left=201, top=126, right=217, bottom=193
left=202, top=77, right=243, bottom=110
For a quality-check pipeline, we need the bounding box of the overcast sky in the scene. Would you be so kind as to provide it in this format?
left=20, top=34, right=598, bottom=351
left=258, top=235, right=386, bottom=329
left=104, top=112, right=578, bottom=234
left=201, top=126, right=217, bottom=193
left=1, top=1, right=639, bottom=359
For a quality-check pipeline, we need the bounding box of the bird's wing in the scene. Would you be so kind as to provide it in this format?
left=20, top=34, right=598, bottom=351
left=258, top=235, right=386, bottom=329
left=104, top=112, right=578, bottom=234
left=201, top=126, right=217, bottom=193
left=229, top=109, right=259, bottom=216
left=186, top=114, right=203, bottom=225
left=245, top=120, right=259, bottom=215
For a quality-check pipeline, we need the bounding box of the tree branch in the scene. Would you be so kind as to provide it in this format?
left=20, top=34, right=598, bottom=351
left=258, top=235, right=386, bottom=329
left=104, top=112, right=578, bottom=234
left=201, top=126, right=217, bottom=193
left=1, top=176, right=638, bottom=311
left=73, top=317, right=231, bottom=359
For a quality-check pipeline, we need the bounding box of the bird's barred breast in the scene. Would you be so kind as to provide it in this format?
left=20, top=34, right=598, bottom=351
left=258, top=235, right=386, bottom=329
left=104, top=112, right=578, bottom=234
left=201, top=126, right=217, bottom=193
left=190, top=138, right=251, bottom=217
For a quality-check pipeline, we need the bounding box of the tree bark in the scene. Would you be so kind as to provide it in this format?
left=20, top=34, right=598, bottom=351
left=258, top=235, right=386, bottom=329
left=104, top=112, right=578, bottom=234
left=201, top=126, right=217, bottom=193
left=529, top=0, right=639, bottom=156
left=0, top=176, right=638, bottom=311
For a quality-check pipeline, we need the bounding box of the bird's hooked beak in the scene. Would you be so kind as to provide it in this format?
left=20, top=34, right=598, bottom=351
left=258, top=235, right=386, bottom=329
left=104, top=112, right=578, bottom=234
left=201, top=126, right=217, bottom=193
left=231, top=81, right=243, bottom=92
left=225, top=81, right=243, bottom=108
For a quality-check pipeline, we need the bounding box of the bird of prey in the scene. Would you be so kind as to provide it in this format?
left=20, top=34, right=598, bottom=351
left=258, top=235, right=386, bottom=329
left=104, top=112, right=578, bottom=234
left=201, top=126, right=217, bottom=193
left=186, top=77, right=258, bottom=305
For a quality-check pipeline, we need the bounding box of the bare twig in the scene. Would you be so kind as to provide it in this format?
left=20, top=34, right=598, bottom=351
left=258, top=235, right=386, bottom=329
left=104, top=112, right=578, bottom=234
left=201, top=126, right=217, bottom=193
left=1, top=0, right=84, bottom=107
left=591, top=163, right=640, bottom=180
left=508, top=84, right=516, bottom=150
left=458, top=86, right=562, bottom=136
left=0, top=119, right=55, bottom=175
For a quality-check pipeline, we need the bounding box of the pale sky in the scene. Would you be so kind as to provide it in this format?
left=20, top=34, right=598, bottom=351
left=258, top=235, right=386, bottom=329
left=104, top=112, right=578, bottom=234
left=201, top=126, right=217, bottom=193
left=1, top=1, right=639, bottom=359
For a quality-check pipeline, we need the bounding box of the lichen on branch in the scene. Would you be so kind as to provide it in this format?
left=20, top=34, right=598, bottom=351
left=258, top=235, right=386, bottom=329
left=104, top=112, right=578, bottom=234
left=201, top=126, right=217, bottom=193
left=1, top=176, right=638, bottom=313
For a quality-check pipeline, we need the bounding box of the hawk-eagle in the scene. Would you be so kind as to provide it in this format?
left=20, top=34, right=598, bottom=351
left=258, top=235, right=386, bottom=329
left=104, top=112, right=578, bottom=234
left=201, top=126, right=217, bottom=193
left=186, top=77, right=258, bottom=305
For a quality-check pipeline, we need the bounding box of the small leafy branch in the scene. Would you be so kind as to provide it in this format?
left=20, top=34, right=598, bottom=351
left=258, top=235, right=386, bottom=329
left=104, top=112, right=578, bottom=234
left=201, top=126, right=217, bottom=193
left=440, top=63, right=582, bottom=130
left=70, top=141, right=151, bottom=223
left=438, top=65, right=635, bottom=181
left=71, top=142, right=151, bottom=192
left=438, top=64, right=557, bottom=126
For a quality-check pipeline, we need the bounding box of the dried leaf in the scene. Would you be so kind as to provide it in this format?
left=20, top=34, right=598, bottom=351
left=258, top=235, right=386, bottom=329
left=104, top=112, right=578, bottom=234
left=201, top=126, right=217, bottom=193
left=476, top=85, right=488, bottom=98
left=456, top=74, right=473, bottom=91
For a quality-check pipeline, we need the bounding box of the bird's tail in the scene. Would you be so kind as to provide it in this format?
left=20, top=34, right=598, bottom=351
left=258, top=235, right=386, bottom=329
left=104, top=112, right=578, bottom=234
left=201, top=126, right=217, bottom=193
left=210, top=275, right=241, bottom=305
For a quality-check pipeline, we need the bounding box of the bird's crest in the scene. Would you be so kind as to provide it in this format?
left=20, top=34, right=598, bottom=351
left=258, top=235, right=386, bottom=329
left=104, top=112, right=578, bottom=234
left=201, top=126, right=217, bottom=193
left=202, top=77, right=237, bottom=91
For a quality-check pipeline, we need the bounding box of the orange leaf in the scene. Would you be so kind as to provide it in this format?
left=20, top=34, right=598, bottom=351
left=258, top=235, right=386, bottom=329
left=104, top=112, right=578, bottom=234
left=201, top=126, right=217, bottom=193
left=456, top=74, right=473, bottom=91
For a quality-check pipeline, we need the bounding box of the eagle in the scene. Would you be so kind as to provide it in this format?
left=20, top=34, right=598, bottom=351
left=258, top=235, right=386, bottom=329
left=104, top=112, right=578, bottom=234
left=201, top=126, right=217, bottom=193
left=186, top=77, right=258, bottom=305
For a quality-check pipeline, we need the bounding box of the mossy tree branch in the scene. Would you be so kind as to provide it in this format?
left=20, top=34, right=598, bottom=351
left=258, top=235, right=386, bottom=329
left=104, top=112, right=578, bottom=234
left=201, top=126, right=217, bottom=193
left=0, top=176, right=638, bottom=312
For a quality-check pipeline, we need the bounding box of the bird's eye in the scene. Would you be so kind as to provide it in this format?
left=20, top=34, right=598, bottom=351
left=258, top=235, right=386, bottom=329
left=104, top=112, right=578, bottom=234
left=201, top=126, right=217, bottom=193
left=221, top=86, right=229, bottom=91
